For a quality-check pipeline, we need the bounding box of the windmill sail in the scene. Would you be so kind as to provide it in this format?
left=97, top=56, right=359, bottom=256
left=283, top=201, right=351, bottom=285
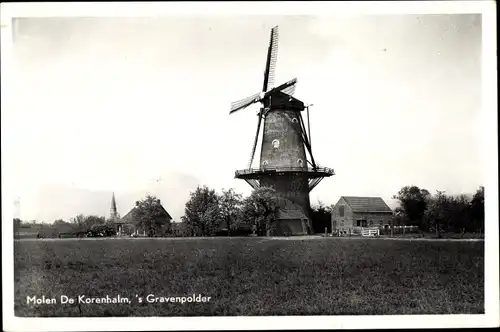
left=229, top=26, right=299, bottom=114
left=263, top=78, right=297, bottom=99
left=248, top=112, right=263, bottom=169
left=262, top=26, right=279, bottom=93
left=280, top=84, right=296, bottom=97
left=229, top=78, right=297, bottom=114
left=230, top=92, right=261, bottom=113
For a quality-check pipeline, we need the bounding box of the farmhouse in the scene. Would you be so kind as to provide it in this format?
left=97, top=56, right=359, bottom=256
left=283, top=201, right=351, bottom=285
left=116, top=200, right=173, bottom=236
left=331, top=196, right=393, bottom=235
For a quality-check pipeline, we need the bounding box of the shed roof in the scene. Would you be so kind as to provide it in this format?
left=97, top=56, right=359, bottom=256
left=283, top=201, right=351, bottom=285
left=341, top=196, right=392, bottom=213
left=276, top=197, right=308, bottom=220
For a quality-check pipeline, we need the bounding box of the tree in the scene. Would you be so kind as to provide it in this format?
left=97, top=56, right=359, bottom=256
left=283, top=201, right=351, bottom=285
left=181, top=186, right=221, bottom=236
left=424, top=190, right=450, bottom=238
left=70, top=214, right=87, bottom=232
left=423, top=190, right=472, bottom=237
left=392, top=186, right=431, bottom=230
left=218, top=188, right=243, bottom=235
left=393, top=207, right=409, bottom=227
left=240, top=187, right=280, bottom=236
left=134, top=195, right=172, bottom=237
left=70, top=214, right=106, bottom=233
left=84, top=215, right=106, bottom=230
left=171, top=222, right=189, bottom=237
left=53, top=219, right=68, bottom=226
left=89, top=223, right=116, bottom=237
left=393, top=185, right=484, bottom=236
left=449, top=194, right=471, bottom=234
left=470, top=186, right=485, bottom=233
left=310, top=200, right=332, bottom=234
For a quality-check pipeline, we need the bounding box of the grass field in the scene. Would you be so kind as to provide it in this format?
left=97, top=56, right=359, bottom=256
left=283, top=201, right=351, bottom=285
left=14, top=237, right=484, bottom=316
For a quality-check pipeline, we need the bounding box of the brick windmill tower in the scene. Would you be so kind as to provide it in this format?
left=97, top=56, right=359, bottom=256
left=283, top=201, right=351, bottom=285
left=229, top=26, right=334, bottom=235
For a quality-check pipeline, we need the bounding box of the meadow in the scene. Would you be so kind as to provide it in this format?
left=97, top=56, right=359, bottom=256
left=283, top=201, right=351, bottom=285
left=14, top=237, right=484, bottom=316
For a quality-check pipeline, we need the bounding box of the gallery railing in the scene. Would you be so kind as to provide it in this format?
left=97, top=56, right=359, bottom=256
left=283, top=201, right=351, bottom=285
left=235, top=166, right=335, bottom=176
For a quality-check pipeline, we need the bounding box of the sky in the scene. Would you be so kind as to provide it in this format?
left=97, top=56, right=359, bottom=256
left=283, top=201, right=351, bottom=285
left=5, top=12, right=484, bottom=223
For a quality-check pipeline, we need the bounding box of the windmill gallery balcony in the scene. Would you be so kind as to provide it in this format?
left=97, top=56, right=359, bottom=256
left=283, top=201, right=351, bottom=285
left=235, top=166, right=334, bottom=192
left=235, top=166, right=335, bottom=179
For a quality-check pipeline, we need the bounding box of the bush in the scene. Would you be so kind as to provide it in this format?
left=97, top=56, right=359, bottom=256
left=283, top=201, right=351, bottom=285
left=88, top=224, right=116, bottom=237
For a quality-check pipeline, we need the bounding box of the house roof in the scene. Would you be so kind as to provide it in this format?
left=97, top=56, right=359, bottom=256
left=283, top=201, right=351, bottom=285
left=276, top=197, right=308, bottom=220
left=341, top=196, right=392, bottom=213
left=118, top=203, right=173, bottom=224
left=118, top=207, right=136, bottom=224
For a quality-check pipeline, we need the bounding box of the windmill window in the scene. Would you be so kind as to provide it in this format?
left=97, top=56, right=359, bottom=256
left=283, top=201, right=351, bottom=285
left=272, top=139, right=280, bottom=149
left=262, top=160, right=269, bottom=167
left=297, top=159, right=304, bottom=167
left=292, top=118, right=298, bottom=123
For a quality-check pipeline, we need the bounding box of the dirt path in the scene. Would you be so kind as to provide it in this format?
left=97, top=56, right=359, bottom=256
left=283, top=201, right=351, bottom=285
left=15, top=236, right=484, bottom=242
left=313, top=236, right=484, bottom=242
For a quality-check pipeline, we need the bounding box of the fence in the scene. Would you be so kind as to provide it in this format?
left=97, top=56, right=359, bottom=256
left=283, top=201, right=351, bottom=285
left=361, top=228, right=380, bottom=237
left=379, top=225, right=419, bottom=235
left=332, top=225, right=419, bottom=237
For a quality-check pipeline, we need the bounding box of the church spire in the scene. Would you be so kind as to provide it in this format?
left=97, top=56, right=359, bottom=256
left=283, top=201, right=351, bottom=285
left=110, top=192, right=119, bottom=221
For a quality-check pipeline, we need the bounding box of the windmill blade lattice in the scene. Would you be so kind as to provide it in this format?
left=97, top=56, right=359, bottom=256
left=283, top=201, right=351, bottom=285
left=264, top=78, right=297, bottom=99
left=281, top=84, right=296, bottom=97
left=230, top=92, right=261, bottom=114
left=229, top=26, right=299, bottom=114
left=262, top=26, right=279, bottom=93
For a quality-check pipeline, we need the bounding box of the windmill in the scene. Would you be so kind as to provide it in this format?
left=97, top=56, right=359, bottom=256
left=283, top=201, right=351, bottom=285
left=229, top=26, right=335, bottom=235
